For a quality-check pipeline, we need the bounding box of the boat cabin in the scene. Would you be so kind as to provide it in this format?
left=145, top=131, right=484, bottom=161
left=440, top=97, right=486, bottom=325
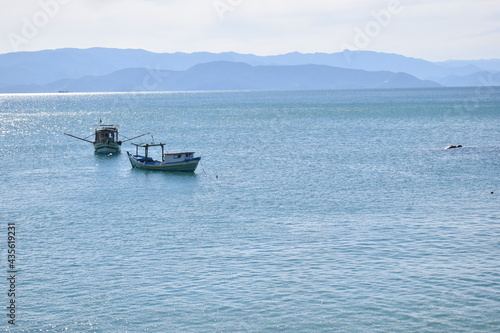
left=95, top=126, right=118, bottom=143
left=162, top=152, right=196, bottom=163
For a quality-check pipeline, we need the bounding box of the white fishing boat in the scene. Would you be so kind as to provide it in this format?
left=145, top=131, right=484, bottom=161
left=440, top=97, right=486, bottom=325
left=65, top=123, right=149, bottom=155
left=127, top=142, right=201, bottom=172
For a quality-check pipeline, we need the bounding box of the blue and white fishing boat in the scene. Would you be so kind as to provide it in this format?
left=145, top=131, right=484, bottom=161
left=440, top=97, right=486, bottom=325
left=127, top=142, right=201, bottom=172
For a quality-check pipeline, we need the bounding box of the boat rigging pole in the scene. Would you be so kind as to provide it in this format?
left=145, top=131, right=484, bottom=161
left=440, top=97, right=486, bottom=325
left=64, top=133, right=94, bottom=143
left=119, top=132, right=150, bottom=144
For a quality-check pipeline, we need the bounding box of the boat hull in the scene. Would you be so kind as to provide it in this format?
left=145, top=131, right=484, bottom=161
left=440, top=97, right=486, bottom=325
left=127, top=152, right=200, bottom=172
left=94, top=142, right=121, bottom=154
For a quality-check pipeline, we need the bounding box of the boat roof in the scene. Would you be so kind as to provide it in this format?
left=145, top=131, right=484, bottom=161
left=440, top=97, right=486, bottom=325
left=96, top=123, right=118, bottom=127
left=96, top=125, right=118, bottom=131
left=97, top=127, right=118, bottom=131
left=131, top=142, right=165, bottom=147
left=163, top=152, right=195, bottom=155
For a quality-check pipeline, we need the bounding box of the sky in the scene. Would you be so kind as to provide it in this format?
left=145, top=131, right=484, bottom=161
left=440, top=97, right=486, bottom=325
left=0, top=0, right=499, bottom=61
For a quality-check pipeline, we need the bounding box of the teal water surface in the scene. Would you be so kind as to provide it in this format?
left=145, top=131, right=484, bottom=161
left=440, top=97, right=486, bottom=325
left=1, top=87, right=499, bottom=332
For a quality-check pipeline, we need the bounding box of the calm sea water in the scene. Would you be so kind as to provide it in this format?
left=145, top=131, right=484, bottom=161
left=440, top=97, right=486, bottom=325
left=1, top=87, right=499, bottom=332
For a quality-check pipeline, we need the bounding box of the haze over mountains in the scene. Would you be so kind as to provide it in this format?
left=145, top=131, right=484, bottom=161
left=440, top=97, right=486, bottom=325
left=0, top=48, right=499, bottom=93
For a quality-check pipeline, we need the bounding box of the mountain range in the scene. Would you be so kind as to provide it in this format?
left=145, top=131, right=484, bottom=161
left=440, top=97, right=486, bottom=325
left=0, top=48, right=499, bottom=93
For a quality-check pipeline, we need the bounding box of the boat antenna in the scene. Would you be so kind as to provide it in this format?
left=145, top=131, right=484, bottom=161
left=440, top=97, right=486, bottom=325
left=99, top=118, right=102, bottom=124
left=151, top=135, right=155, bottom=144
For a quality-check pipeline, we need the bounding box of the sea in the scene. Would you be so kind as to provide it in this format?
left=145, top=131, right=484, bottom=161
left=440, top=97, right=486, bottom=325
left=0, top=87, right=499, bottom=332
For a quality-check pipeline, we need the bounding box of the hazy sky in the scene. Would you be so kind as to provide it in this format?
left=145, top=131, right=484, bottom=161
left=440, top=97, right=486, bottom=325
left=1, top=0, right=499, bottom=61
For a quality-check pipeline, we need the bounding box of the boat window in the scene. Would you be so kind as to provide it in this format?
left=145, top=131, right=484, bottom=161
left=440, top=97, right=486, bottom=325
left=174, top=154, right=182, bottom=159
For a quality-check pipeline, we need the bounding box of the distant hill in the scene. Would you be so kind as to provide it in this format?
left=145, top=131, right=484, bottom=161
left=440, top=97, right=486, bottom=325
left=435, top=71, right=500, bottom=87
left=0, top=47, right=497, bottom=93
left=0, top=61, right=441, bottom=93
left=438, top=59, right=500, bottom=72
